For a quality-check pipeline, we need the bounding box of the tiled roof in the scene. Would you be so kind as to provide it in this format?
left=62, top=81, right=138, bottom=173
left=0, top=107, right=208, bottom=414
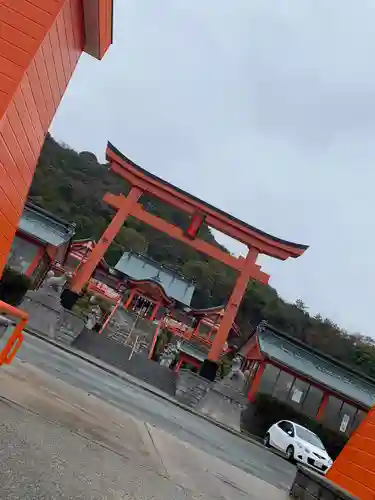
left=19, top=203, right=75, bottom=247
left=257, top=325, right=375, bottom=408
left=178, top=341, right=207, bottom=362
left=115, top=252, right=195, bottom=306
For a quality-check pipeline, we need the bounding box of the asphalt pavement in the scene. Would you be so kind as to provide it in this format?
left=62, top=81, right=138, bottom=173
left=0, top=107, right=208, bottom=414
left=0, top=362, right=289, bottom=499
left=14, top=332, right=296, bottom=491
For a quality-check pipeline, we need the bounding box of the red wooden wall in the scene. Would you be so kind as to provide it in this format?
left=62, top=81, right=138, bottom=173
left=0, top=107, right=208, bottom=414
left=327, top=406, right=375, bottom=499
left=0, top=0, right=85, bottom=275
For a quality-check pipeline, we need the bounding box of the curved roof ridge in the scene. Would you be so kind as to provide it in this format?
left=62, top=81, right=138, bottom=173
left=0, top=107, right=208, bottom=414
left=106, top=142, right=308, bottom=256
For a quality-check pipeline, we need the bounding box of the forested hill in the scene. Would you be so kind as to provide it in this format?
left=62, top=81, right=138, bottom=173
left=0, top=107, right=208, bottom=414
left=29, top=134, right=375, bottom=376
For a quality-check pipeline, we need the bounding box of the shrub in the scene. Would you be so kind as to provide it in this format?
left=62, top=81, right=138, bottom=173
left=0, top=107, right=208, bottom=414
left=241, top=393, right=348, bottom=459
left=0, top=266, right=31, bottom=306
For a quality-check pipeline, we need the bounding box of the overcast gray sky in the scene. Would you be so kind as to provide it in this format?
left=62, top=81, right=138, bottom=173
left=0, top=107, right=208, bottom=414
left=50, top=0, right=375, bottom=336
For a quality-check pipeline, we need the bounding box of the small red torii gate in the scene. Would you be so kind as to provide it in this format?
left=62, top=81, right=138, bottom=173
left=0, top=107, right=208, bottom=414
left=63, top=142, right=308, bottom=379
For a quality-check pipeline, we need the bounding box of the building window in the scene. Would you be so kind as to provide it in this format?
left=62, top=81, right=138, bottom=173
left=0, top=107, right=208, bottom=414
left=288, top=378, right=310, bottom=407
left=7, top=236, right=39, bottom=275
left=272, top=371, right=295, bottom=402
left=352, top=409, right=366, bottom=433
left=322, top=396, right=344, bottom=431
left=338, top=403, right=358, bottom=435
left=258, top=363, right=280, bottom=395
left=301, top=385, right=323, bottom=418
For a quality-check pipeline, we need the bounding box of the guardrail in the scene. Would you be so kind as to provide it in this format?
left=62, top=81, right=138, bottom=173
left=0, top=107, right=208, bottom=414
left=0, top=300, right=28, bottom=366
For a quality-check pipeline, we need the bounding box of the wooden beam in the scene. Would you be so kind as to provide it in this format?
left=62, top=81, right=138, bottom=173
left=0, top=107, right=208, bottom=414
left=104, top=192, right=269, bottom=283
left=132, top=203, right=243, bottom=270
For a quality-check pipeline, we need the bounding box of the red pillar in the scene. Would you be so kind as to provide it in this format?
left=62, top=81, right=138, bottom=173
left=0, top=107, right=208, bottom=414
left=98, top=294, right=122, bottom=335
left=208, top=247, right=259, bottom=361
left=148, top=318, right=163, bottom=359
left=316, top=392, right=329, bottom=421
left=70, top=187, right=142, bottom=293
left=25, top=246, right=45, bottom=278
left=247, top=362, right=265, bottom=402
left=174, top=356, right=184, bottom=373
left=150, top=302, right=160, bottom=321
left=124, top=288, right=137, bottom=310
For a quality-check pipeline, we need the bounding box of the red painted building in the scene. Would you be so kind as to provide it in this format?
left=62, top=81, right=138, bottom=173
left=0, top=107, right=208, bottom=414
left=240, top=323, right=374, bottom=438
left=158, top=306, right=241, bottom=371
left=62, top=239, right=238, bottom=365
left=59, top=240, right=195, bottom=317
left=7, top=202, right=75, bottom=287
left=54, top=238, right=120, bottom=301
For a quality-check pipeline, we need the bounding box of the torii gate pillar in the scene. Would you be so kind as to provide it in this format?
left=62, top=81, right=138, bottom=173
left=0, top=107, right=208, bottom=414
left=202, top=247, right=259, bottom=379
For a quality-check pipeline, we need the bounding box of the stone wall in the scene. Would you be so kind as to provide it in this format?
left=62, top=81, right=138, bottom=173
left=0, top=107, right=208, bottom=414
left=73, top=328, right=176, bottom=396
left=55, top=310, right=86, bottom=345
left=21, top=291, right=62, bottom=339
left=21, top=290, right=84, bottom=345
left=199, top=384, right=248, bottom=431
left=175, top=370, right=212, bottom=407
left=290, top=466, right=358, bottom=500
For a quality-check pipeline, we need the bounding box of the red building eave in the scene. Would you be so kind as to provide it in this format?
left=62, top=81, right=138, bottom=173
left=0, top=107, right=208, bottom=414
left=70, top=240, right=110, bottom=271
left=83, top=0, right=114, bottom=60
left=189, top=305, right=225, bottom=316
left=126, top=277, right=175, bottom=307
left=242, top=335, right=264, bottom=361
left=106, top=142, right=308, bottom=260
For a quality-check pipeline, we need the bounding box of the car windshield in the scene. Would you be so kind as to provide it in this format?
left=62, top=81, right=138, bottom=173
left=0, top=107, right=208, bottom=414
left=294, top=425, right=325, bottom=449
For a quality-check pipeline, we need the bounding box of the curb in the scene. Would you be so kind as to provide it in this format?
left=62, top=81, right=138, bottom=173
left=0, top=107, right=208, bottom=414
left=23, top=328, right=263, bottom=448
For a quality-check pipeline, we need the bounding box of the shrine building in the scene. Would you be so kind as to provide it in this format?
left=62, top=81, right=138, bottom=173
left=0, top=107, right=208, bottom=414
left=54, top=238, right=120, bottom=302
left=62, top=238, right=239, bottom=366
left=55, top=239, right=197, bottom=316
left=7, top=203, right=75, bottom=288
left=240, top=322, right=375, bottom=439
left=114, top=251, right=196, bottom=321
left=159, top=305, right=242, bottom=372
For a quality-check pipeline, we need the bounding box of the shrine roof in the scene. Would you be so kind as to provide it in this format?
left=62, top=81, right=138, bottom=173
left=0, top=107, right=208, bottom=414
left=188, top=305, right=224, bottom=317
left=115, top=252, right=195, bottom=306
left=70, top=239, right=110, bottom=270
left=107, top=142, right=308, bottom=259
left=250, top=323, right=375, bottom=409
left=19, top=203, right=75, bottom=248
left=125, top=276, right=174, bottom=306
left=179, top=341, right=207, bottom=362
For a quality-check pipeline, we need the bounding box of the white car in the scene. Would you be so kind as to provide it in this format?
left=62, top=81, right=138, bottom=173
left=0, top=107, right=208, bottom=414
left=264, top=420, right=333, bottom=474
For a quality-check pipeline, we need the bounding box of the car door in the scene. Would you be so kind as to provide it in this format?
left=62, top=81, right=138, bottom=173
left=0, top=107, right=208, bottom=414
left=271, top=421, right=289, bottom=451
left=282, top=421, right=295, bottom=452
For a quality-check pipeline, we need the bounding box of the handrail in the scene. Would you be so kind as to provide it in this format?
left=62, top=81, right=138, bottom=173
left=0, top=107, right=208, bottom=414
left=0, top=300, right=28, bottom=366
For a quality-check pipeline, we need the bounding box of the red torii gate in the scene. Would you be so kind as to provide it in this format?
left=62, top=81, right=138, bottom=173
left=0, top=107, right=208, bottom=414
left=63, top=142, right=308, bottom=379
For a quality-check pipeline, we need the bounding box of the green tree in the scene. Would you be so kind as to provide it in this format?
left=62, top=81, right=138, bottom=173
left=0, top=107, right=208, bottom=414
left=116, top=227, right=148, bottom=254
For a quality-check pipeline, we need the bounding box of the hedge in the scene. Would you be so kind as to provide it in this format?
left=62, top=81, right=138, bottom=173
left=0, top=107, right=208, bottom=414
left=241, top=393, right=348, bottom=459
left=0, top=266, right=30, bottom=306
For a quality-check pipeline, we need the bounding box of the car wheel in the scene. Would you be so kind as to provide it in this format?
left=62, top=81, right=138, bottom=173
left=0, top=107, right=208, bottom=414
left=286, top=445, right=295, bottom=463
left=264, top=434, right=270, bottom=448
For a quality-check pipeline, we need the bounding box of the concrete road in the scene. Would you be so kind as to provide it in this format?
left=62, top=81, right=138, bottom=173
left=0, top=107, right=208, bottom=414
left=15, top=333, right=296, bottom=491
left=0, top=363, right=289, bottom=499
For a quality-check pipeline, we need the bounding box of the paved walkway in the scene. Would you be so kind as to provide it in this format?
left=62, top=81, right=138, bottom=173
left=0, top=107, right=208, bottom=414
left=0, top=361, right=289, bottom=499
